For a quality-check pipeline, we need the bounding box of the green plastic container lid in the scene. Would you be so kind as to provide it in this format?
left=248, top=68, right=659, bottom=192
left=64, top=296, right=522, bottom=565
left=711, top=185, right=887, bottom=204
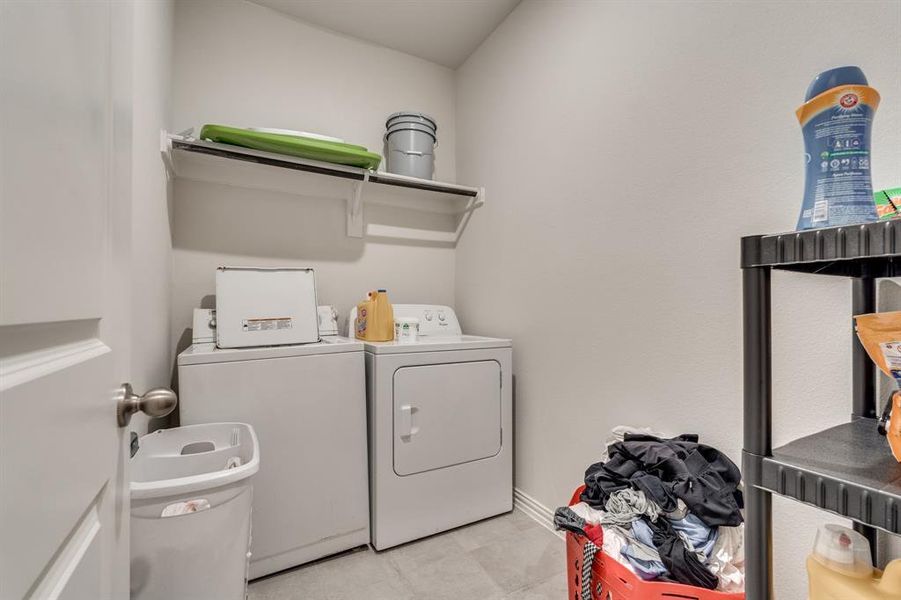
left=199, top=124, right=381, bottom=170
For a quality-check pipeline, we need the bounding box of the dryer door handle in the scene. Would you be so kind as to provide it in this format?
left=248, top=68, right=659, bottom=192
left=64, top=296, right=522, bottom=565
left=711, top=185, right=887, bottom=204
left=399, top=404, right=418, bottom=439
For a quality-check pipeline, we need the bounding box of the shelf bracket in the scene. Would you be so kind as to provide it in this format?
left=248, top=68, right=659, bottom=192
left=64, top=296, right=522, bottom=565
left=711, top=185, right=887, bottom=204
left=160, top=129, right=176, bottom=180
left=449, top=186, right=485, bottom=244
left=346, top=171, right=369, bottom=238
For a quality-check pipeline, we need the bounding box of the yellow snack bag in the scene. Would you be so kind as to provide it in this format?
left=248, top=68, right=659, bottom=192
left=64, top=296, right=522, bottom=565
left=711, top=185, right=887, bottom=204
left=854, top=311, right=901, bottom=462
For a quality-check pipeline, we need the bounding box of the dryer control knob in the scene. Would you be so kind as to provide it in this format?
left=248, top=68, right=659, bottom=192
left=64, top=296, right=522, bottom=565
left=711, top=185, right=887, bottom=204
left=438, top=312, right=446, bottom=321
left=424, top=311, right=433, bottom=321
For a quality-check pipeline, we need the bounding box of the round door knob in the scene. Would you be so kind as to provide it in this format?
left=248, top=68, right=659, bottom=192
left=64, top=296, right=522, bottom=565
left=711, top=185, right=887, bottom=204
left=117, top=383, right=177, bottom=427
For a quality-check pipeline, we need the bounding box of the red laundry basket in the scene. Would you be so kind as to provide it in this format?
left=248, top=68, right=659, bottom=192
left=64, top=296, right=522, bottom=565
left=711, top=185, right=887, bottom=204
left=565, top=486, right=744, bottom=600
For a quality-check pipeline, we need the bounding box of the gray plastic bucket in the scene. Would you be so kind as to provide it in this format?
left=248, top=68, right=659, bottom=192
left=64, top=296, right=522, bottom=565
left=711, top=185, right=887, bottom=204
left=385, top=122, right=436, bottom=180
left=386, top=121, right=437, bottom=139
left=386, top=111, right=437, bottom=132
left=386, top=119, right=436, bottom=134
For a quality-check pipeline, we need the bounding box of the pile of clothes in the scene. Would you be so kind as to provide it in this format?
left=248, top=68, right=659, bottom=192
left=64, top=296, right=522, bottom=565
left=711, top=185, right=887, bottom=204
left=555, top=428, right=745, bottom=594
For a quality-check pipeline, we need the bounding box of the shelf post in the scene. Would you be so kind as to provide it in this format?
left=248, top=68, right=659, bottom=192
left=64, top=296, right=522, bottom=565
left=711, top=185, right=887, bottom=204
left=851, top=277, right=877, bottom=419
left=851, top=276, right=879, bottom=558
left=742, top=265, right=773, bottom=600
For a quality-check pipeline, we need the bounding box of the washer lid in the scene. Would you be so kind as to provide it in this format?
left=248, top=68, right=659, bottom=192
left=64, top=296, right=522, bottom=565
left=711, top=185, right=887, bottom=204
left=362, top=334, right=511, bottom=355
left=177, top=336, right=363, bottom=365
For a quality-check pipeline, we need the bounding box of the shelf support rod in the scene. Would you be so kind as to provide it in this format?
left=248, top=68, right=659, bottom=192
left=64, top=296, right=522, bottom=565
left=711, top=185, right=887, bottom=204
left=346, top=171, right=369, bottom=238
left=743, top=265, right=773, bottom=600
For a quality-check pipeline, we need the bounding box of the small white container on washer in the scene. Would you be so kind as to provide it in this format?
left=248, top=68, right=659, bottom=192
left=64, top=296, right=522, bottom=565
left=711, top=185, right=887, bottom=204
left=394, top=317, right=420, bottom=343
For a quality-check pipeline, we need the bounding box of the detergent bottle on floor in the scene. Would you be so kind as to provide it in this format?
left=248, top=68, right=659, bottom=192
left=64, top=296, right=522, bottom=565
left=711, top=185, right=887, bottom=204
left=354, top=289, right=394, bottom=341
left=807, top=524, right=901, bottom=599
left=796, top=66, right=880, bottom=230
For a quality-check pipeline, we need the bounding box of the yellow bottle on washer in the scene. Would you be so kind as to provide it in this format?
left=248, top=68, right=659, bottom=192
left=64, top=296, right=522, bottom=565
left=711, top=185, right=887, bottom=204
left=807, top=524, right=901, bottom=599
left=354, top=289, right=394, bottom=341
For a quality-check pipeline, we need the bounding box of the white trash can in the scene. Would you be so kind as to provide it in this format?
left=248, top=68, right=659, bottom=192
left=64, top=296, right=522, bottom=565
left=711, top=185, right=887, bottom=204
left=130, top=423, right=259, bottom=600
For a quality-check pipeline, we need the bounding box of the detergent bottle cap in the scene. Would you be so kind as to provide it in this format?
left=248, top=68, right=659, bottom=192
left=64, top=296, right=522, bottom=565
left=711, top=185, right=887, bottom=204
left=805, top=66, right=868, bottom=101
left=812, top=524, right=873, bottom=576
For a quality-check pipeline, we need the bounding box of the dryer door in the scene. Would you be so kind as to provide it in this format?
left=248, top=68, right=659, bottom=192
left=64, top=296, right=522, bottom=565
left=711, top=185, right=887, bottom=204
left=393, top=360, right=502, bottom=476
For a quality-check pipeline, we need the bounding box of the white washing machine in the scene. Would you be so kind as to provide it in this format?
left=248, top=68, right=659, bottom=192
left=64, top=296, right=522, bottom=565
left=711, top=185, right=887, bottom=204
left=349, top=304, right=513, bottom=550
left=177, top=312, right=369, bottom=579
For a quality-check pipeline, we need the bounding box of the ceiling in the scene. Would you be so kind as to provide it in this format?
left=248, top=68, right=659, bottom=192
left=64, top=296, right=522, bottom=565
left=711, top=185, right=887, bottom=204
left=250, top=0, right=521, bottom=69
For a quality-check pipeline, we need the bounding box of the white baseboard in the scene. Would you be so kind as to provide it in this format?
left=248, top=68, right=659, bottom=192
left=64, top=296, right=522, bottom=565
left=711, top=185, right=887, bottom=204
left=513, top=487, right=563, bottom=539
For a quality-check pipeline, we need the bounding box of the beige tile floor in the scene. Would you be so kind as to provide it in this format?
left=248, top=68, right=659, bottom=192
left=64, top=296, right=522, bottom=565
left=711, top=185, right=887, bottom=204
left=248, top=510, right=568, bottom=600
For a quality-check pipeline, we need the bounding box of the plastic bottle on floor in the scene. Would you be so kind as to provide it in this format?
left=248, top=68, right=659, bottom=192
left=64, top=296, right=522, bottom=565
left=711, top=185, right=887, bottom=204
left=807, top=524, right=901, bottom=599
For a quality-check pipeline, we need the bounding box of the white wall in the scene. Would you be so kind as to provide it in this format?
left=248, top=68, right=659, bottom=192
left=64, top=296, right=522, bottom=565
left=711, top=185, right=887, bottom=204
left=131, top=0, right=174, bottom=397
left=454, top=0, right=901, bottom=596
left=170, top=0, right=458, bottom=347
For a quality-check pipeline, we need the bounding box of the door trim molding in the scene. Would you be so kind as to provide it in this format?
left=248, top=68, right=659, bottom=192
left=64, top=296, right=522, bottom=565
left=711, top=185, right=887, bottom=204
left=28, top=498, right=101, bottom=599
left=0, top=339, right=109, bottom=390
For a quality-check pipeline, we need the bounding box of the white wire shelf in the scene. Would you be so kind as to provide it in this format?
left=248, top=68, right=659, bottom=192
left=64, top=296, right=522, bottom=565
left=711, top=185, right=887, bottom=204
left=161, top=131, right=484, bottom=244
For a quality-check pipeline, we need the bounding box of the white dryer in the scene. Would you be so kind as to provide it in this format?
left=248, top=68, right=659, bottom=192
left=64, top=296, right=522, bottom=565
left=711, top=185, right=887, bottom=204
left=177, top=313, right=369, bottom=579
left=350, top=304, right=513, bottom=550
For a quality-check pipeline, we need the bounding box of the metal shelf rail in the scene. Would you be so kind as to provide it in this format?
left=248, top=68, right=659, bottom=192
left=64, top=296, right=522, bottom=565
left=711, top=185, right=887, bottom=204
left=742, top=220, right=901, bottom=600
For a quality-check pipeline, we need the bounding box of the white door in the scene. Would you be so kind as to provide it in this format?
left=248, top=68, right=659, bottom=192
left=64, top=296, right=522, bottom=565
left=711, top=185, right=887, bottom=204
left=1, top=2, right=135, bottom=598
left=393, top=360, right=502, bottom=476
